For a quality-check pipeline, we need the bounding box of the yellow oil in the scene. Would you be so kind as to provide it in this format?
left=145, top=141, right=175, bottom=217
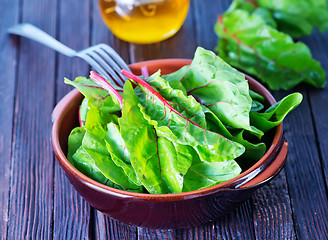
left=98, top=0, right=190, bottom=44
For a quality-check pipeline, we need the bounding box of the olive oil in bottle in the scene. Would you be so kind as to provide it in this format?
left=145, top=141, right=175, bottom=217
left=98, top=0, right=189, bottom=44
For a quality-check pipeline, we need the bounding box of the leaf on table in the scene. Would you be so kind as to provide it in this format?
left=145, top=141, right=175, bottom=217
left=215, top=9, right=326, bottom=90
left=252, top=8, right=278, bottom=28
left=251, top=92, right=303, bottom=132
left=230, top=0, right=328, bottom=38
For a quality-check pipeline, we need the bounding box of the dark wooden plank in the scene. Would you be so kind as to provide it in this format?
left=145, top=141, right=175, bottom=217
left=95, top=214, right=137, bottom=240
left=52, top=0, right=92, bottom=239
left=0, top=0, right=20, bottom=238
left=6, top=0, right=58, bottom=239
left=303, top=29, right=328, bottom=183
left=176, top=223, right=216, bottom=240
left=252, top=171, right=296, bottom=240
left=275, top=87, right=328, bottom=239
left=192, top=0, right=230, bottom=51
left=302, top=29, right=328, bottom=239
left=53, top=163, right=91, bottom=239
left=215, top=200, right=255, bottom=240
left=55, top=0, right=91, bottom=99
left=138, top=228, right=176, bottom=240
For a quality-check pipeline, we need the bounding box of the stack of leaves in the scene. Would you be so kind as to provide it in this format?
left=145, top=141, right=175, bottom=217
left=215, top=0, right=327, bottom=90
left=65, top=47, right=302, bottom=194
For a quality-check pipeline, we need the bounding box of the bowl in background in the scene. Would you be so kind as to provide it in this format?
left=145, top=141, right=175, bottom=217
left=52, top=59, right=288, bottom=229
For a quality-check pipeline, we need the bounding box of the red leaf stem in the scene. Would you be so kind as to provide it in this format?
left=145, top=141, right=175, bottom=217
left=90, top=71, right=123, bottom=108
left=78, top=106, right=83, bottom=127
left=245, top=0, right=258, bottom=8
left=121, top=69, right=203, bottom=128
left=141, top=66, right=149, bottom=79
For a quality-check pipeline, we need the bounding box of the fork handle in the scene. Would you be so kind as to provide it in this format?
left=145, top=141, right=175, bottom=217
left=8, top=23, right=76, bottom=57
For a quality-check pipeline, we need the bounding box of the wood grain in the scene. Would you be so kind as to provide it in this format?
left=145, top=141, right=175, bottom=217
left=95, top=213, right=137, bottom=240
left=52, top=0, right=92, bottom=239
left=0, top=0, right=19, bottom=239
left=275, top=88, right=328, bottom=239
left=192, top=0, right=230, bottom=50
left=176, top=223, right=216, bottom=240
left=215, top=200, right=255, bottom=240
left=6, top=0, right=58, bottom=238
left=138, top=228, right=176, bottom=240
left=302, top=29, right=328, bottom=239
left=252, top=171, right=296, bottom=240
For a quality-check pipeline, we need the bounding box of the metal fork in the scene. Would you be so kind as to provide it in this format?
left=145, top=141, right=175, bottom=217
left=8, top=23, right=131, bottom=88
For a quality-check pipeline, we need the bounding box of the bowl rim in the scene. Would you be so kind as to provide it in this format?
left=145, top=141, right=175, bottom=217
left=52, top=58, right=283, bottom=201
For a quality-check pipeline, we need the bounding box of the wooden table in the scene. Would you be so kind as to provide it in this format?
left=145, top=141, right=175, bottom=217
left=1, top=0, right=328, bottom=239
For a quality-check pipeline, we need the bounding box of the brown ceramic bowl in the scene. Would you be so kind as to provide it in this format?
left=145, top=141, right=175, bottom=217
left=52, top=59, right=288, bottom=229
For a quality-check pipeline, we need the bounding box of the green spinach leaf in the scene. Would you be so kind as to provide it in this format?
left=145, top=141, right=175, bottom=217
left=233, top=130, right=266, bottom=161
left=65, top=47, right=303, bottom=194
left=119, top=81, right=171, bottom=194
left=144, top=70, right=207, bottom=128
left=163, top=47, right=253, bottom=131
left=67, top=127, right=117, bottom=187
left=251, top=92, right=303, bottom=132
left=83, top=108, right=143, bottom=191
left=105, top=123, right=141, bottom=186
left=65, top=77, right=121, bottom=113
left=129, top=74, right=245, bottom=163
left=230, top=0, right=328, bottom=38
left=215, top=9, right=326, bottom=90
left=79, top=98, right=89, bottom=127
left=183, top=160, right=241, bottom=192
left=67, top=127, right=86, bottom=163
left=72, top=146, right=117, bottom=187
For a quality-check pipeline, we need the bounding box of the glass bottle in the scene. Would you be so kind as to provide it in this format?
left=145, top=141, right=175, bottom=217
left=98, top=0, right=190, bottom=44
